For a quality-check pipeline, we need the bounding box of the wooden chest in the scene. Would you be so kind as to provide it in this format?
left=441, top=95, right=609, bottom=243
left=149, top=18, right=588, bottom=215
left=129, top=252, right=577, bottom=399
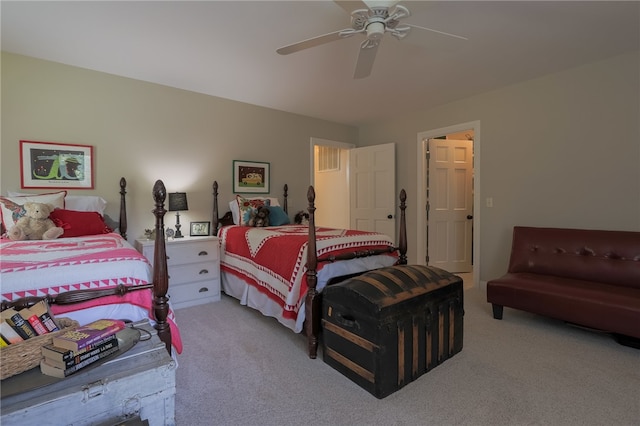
left=1, top=321, right=176, bottom=426
left=322, top=265, right=464, bottom=399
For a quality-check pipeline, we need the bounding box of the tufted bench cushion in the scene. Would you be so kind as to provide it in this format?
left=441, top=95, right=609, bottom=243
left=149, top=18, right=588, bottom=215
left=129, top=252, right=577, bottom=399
left=487, top=227, right=640, bottom=342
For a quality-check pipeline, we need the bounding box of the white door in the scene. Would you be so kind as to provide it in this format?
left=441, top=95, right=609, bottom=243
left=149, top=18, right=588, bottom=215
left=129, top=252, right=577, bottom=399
left=428, top=139, right=473, bottom=273
left=349, top=143, right=396, bottom=241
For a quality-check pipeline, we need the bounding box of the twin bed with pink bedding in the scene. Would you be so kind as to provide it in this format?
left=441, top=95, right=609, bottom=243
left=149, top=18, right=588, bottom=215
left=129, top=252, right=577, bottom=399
left=0, top=179, right=181, bottom=355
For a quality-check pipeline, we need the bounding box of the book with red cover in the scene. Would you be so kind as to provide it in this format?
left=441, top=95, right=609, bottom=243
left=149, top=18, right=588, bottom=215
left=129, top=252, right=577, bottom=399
left=29, top=300, right=60, bottom=332
left=51, top=319, right=126, bottom=352
left=19, top=307, right=49, bottom=335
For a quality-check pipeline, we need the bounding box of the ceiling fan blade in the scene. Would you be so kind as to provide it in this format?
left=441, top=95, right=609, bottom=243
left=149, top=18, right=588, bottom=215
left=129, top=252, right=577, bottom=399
left=404, top=23, right=468, bottom=41
left=334, top=1, right=370, bottom=15
left=353, top=39, right=380, bottom=79
left=277, top=30, right=353, bottom=55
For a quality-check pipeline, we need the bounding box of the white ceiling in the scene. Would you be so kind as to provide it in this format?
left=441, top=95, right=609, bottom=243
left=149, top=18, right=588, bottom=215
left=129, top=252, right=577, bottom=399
left=2, top=1, right=639, bottom=126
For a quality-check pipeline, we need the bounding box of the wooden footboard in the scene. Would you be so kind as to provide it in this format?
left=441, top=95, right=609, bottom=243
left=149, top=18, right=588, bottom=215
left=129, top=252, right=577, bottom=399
left=304, top=186, right=408, bottom=359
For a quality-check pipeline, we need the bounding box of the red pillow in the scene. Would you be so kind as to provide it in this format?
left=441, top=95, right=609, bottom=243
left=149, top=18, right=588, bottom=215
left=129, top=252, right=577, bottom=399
left=49, top=209, right=113, bottom=238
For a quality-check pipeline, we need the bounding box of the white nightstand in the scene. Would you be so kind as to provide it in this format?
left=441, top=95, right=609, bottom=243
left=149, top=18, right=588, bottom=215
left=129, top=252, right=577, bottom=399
left=135, top=236, right=220, bottom=310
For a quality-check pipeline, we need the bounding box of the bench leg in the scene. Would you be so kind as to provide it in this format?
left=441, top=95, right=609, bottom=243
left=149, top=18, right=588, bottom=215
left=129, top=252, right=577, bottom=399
left=491, top=304, right=504, bottom=320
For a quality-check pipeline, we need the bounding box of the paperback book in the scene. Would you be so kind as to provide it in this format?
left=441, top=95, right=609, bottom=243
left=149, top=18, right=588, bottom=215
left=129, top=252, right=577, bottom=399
left=1, top=308, right=37, bottom=340
left=52, top=319, right=125, bottom=352
left=40, top=340, right=120, bottom=378
left=19, top=307, right=49, bottom=335
left=42, top=334, right=119, bottom=369
left=29, top=300, right=60, bottom=332
left=0, top=321, right=24, bottom=344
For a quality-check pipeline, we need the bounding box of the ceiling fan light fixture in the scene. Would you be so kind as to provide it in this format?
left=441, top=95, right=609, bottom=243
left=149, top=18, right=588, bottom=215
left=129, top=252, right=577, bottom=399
left=366, top=21, right=385, bottom=40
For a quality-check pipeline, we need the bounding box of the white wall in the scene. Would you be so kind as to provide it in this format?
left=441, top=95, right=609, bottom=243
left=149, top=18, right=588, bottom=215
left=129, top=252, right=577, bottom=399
left=357, top=52, right=640, bottom=281
left=1, top=52, right=357, bottom=240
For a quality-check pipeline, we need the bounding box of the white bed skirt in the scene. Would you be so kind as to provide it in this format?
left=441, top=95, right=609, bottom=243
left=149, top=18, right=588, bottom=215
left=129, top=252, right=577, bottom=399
left=221, top=255, right=397, bottom=333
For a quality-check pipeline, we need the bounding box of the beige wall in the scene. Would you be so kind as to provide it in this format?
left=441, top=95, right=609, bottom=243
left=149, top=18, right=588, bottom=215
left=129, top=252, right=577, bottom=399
left=1, top=52, right=357, bottom=241
left=358, top=52, right=640, bottom=281
left=2, top=51, right=639, bottom=284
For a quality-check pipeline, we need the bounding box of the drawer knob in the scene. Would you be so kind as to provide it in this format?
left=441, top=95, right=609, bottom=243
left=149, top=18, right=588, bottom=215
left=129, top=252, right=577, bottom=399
left=199, top=269, right=209, bottom=275
left=199, top=287, right=209, bottom=293
left=198, top=251, right=208, bottom=256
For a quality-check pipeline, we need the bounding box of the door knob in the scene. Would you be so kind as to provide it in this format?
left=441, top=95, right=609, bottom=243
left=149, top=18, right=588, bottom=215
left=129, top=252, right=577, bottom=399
left=387, top=214, right=393, bottom=219
left=467, top=215, right=473, bottom=220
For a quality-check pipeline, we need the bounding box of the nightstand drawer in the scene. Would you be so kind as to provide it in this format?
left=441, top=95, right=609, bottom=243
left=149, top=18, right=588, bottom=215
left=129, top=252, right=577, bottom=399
left=169, top=263, right=217, bottom=285
left=135, top=236, right=221, bottom=310
left=166, top=241, right=218, bottom=266
left=168, top=281, right=218, bottom=308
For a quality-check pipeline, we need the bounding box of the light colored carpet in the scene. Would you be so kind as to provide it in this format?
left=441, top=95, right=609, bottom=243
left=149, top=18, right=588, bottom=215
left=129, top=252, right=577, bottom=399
left=173, top=287, right=639, bottom=426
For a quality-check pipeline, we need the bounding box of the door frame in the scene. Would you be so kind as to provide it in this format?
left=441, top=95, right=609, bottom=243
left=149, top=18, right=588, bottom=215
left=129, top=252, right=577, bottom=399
left=416, top=121, right=481, bottom=287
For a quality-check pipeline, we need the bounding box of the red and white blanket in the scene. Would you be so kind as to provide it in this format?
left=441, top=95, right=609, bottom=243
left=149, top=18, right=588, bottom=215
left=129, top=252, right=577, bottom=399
left=0, top=234, right=182, bottom=353
left=219, top=225, right=397, bottom=321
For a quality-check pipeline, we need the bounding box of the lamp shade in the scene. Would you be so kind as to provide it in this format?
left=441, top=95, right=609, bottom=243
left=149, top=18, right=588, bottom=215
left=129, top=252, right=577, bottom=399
left=168, top=192, right=189, bottom=212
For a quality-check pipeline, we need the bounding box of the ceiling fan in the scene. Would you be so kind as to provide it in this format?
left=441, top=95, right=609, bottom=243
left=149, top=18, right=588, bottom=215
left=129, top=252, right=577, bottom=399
left=276, top=0, right=467, bottom=79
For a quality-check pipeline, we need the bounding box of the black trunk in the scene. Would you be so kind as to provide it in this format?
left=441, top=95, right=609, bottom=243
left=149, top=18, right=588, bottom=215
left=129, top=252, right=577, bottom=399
left=322, top=265, right=464, bottom=399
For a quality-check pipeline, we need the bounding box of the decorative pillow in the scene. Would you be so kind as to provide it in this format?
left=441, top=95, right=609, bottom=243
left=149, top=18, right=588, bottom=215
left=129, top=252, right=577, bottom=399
left=236, top=196, right=271, bottom=226
left=230, top=196, right=280, bottom=225
left=49, top=209, right=113, bottom=238
left=65, top=196, right=107, bottom=214
left=0, top=191, right=66, bottom=233
left=268, top=205, right=290, bottom=226
left=8, top=192, right=107, bottom=214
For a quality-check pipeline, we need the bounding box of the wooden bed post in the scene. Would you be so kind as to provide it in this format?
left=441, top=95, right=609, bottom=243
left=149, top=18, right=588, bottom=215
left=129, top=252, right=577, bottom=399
left=152, top=180, right=172, bottom=353
left=398, top=189, right=407, bottom=265
left=283, top=184, right=288, bottom=214
left=119, top=177, right=128, bottom=240
left=304, top=186, right=320, bottom=359
left=212, top=181, right=219, bottom=235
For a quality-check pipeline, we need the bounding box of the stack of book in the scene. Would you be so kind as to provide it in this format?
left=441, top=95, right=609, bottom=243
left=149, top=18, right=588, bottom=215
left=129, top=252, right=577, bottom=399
left=0, top=300, right=60, bottom=347
left=39, top=319, right=126, bottom=378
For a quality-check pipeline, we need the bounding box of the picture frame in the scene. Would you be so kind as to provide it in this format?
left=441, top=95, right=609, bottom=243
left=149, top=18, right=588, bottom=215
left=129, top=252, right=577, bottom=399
left=190, top=221, right=211, bottom=237
left=20, top=140, right=94, bottom=189
left=233, top=160, right=270, bottom=194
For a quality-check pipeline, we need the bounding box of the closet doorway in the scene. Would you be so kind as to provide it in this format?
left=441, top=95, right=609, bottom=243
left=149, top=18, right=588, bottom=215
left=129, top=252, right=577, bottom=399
left=417, top=121, right=480, bottom=287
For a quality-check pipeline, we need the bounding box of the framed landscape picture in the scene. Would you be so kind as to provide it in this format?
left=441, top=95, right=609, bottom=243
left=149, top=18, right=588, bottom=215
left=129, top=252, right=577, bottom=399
left=20, top=140, right=94, bottom=189
left=233, top=160, right=270, bottom=194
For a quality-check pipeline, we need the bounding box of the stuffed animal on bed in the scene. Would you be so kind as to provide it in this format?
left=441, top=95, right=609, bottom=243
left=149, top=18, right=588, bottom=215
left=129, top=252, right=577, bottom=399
left=248, top=206, right=270, bottom=227
left=7, top=202, right=64, bottom=241
left=294, top=210, right=310, bottom=225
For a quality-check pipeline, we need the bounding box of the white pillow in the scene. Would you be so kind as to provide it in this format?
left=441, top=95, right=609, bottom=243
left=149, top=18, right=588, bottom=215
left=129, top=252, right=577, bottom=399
left=8, top=191, right=107, bottom=214
left=0, top=191, right=66, bottom=231
left=229, top=196, right=280, bottom=225
left=65, top=195, right=107, bottom=214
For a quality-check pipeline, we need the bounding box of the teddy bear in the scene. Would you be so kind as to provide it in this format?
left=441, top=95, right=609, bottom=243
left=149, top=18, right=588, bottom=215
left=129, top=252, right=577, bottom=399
left=7, top=202, right=64, bottom=241
left=248, top=206, right=270, bottom=227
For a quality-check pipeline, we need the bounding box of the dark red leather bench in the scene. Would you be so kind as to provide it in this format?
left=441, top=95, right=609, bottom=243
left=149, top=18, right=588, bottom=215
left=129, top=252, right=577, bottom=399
left=487, top=226, right=640, bottom=347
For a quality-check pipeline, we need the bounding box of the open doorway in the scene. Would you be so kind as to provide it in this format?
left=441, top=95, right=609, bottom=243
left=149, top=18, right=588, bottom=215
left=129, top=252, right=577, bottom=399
left=417, top=121, right=481, bottom=288
left=310, top=137, right=354, bottom=229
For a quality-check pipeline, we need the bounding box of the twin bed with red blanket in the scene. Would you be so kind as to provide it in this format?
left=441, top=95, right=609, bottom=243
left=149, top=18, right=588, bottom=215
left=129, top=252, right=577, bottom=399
left=0, top=179, right=181, bottom=356
left=213, top=182, right=407, bottom=358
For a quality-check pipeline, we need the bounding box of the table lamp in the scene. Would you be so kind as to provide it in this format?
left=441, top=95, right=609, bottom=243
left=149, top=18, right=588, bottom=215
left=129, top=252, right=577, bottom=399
left=168, top=192, right=188, bottom=238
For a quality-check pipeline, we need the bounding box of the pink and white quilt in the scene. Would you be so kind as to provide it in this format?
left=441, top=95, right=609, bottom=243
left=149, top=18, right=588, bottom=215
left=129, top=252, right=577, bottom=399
left=0, top=233, right=183, bottom=353
left=219, top=225, right=397, bottom=322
